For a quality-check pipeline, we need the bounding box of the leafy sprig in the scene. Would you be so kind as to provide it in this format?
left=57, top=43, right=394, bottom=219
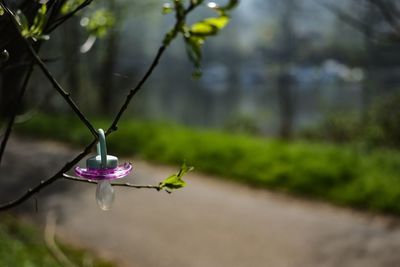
left=159, top=162, right=194, bottom=192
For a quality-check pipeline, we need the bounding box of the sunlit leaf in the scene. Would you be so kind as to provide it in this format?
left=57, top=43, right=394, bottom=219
left=191, top=16, right=229, bottom=36
left=185, top=15, right=230, bottom=76
left=16, top=4, right=49, bottom=40
left=83, top=9, right=115, bottom=38
left=61, top=0, right=85, bottom=15
left=159, top=162, right=194, bottom=191
left=162, top=3, right=173, bottom=15
left=29, top=4, right=47, bottom=37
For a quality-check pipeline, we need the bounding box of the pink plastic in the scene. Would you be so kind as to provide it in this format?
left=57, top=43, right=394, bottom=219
left=74, top=163, right=132, bottom=181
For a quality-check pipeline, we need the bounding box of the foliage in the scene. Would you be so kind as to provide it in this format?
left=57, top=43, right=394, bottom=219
left=302, top=94, right=400, bottom=150
left=61, top=0, right=86, bottom=15
left=300, top=112, right=362, bottom=143
left=0, top=215, right=115, bottom=267
left=162, top=0, right=237, bottom=77
left=364, top=93, right=400, bottom=148
left=17, top=114, right=400, bottom=214
left=16, top=4, right=49, bottom=41
left=224, top=115, right=261, bottom=135
left=159, top=162, right=193, bottom=191
left=81, top=9, right=116, bottom=38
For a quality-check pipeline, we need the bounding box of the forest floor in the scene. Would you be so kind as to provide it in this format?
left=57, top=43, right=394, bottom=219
left=1, top=137, right=400, bottom=267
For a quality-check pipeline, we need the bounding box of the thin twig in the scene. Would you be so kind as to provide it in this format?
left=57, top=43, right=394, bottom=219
left=24, top=42, right=98, bottom=137
left=316, top=1, right=367, bottom=33
left=0, top=1, right=199, bottom=211
left=0, top=1, right=98, bottom=138
left=369, top=0, right=400, bottom=35
left=63, top=174, right=162, bottom=190
left=106, top=2, right=197, bottom=135
left=45, top=0, right=93, bottom=34
left=106, top=45, right=167, bottom=134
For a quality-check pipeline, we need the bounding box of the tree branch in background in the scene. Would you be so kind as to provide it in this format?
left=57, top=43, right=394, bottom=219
left=0, top=0, right=98, bottom=138
left=368, top=0, right=400, bottom=35
left=45, top=0, right=93, bottom=34
left=316, top=1, right=367, bottom=33
left=106, top=1, right=198, bottom=135
left=0, top=0, right=202, bottom=211
left=318, top=0, right=400, bottom=39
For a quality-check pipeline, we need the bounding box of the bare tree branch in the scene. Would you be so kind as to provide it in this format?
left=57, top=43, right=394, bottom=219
left=369, top=0, right=400, bottom=35
left=316, top=1, right=368, bottom=33
left=106, top=2, right=198, bottom=135
left=0, top=139, right=97, bottom=211
left=45, top=0, right=93, bottom=34
left=0, top=0, right=202, bottom=211
left=0, top=0, right=98, bottom=138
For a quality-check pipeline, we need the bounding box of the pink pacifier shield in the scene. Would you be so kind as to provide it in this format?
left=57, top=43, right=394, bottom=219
left=75, top=163, right=132, bottom=180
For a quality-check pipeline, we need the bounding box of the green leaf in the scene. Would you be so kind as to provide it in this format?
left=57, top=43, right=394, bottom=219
left=162, top=3, right=173, bottom=15
left=29, top=4, right=47, bottom=37
left=83, top=9, right=115, bottom=38
left=15, top=10, right=29, bottom=36
left=185, top=36, right=203, bottom=66
left=0, top=6, right=4, bottom=16
left=16, top=4, right=49, bottom=40
left=185, top=15, right=230, bottom=76
left=184, top=35, right=204, bottom=77
left=61, top=0, right=86, bottom=15
left=190, top=15, right=229, bottom=36
left=159, top=162, right=194, bottom=191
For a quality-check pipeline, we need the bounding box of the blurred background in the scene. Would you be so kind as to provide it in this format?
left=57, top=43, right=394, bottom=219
left=13, top=0, right=400, bottom=144
left=2, top=0, right=400, bottom=266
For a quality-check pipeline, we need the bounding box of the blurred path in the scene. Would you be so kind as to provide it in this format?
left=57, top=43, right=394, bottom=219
left=1, top=137, right=400, bottom=267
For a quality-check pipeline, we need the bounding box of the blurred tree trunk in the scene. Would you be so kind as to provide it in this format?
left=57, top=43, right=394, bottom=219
left=361, top=2, right=376, bottom=123
left=277, top=70, right=294, bottom=139
left=63, top=18, right=82, bottom=104
left=99, top=31, right=118, bottom=115
left=99, top=0, right=119, bottom=116
left=0, top=0, right=66, bottom=118
left=276, top=0, right=297, bottom=139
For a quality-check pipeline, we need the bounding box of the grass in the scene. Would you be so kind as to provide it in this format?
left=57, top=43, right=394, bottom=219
left=15, top=114, right=400, bottom=214
left=0, top=214, right=115, bottom=267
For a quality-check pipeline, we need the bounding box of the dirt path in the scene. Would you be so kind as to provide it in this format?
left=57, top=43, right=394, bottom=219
left=1, top=137, right=400, bottom=267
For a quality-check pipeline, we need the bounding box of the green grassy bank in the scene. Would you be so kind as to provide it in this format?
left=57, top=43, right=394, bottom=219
left=0, top=215, right=114, bottom=266
left=16, top=114, right=400, bottom=214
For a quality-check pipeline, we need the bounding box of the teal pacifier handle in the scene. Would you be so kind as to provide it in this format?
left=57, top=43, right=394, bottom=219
left=87, top=128, right=118, bottom=169
left=96, top=129, right=107, bottom=168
